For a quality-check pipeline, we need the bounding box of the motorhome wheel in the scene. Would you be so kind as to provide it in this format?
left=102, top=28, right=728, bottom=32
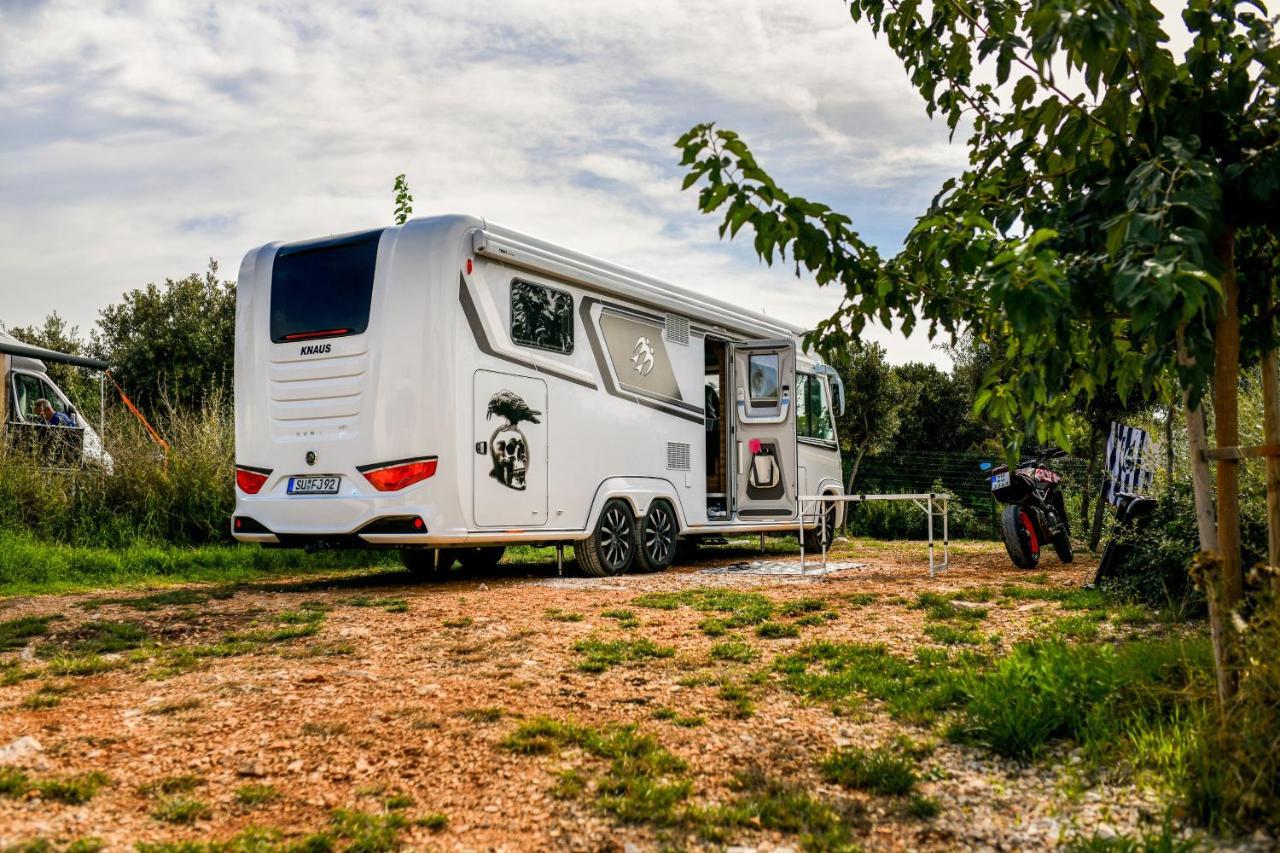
left=577, top=498, right=636, bottom=577
left=802, top=499, right=838, bottom=553
left=635, top=500, right=677, bottom=573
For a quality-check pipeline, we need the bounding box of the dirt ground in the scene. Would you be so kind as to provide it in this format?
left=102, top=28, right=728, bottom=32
left=0, top=540, right=1179, bottom=851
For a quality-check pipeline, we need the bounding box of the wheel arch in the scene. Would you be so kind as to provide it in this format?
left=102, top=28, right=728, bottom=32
left=583, top=477, right=690, bottom=536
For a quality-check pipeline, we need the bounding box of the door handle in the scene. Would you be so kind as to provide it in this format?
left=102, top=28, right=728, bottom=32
left=475, top=441, right=487, bottom=455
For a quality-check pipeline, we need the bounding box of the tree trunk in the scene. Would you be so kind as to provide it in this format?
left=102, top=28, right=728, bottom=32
left=1081, top=424, right=1099, bottom=524
left=1165, top=399, right=1176, bottom=483
left=844, top=442, right=868, bottom=533
left=1211, top=229, right=1242, bottom=704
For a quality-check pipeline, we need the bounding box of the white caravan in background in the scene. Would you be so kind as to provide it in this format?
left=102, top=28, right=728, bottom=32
left=232, top=215, right=846, bottom=576
left=0, top=331, right=112, bottom=471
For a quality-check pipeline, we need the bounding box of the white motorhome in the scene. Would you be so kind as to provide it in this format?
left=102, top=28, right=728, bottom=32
left=0, top=331, right=112, bottom=471
left=232, top=215, right=845, bottom=575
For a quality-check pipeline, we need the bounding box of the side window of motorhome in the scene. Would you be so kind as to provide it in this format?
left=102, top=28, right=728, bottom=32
left=796, top=373, right=835, bottom=442
left=510, top=279, right=573, bottom=354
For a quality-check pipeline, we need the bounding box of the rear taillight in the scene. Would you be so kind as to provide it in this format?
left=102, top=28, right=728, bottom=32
left=236, top=466, right=271, bottom=494
left=359, top=456, right=438, bottom=492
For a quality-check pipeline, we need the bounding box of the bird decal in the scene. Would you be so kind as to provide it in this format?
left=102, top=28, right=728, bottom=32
left=487, top=390, right=542, bottom=426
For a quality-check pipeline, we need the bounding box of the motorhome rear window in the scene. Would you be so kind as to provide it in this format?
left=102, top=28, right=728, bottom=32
left=270, top=229, right=383, bottom=344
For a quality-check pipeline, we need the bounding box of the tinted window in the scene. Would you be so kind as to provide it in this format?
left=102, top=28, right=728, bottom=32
left=270, top=229, right=383, bottom=343
left=510, top=279, right=573, bottom=354
left=797, top=373, right=835, bottom=442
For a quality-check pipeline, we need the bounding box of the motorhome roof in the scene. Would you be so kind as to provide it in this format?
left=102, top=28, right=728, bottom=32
left=478, top=219, right=811, bottom=342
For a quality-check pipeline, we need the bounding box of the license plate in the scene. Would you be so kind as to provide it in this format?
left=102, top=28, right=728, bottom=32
left=990, top=471, right=1010, bottom=490
left=288, top=476, right=339, bottom=495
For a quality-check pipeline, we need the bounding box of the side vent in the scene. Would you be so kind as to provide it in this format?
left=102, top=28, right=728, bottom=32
left=664, top=314, right=690, bottom=346
left=666, top=442, right=691, bottom=471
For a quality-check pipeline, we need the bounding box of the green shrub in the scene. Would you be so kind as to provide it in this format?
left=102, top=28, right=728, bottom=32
left=819, top=745, right=917, bottom=795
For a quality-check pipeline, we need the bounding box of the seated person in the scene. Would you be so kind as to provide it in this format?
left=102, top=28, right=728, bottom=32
left=33, top=398, right=73, bottom=427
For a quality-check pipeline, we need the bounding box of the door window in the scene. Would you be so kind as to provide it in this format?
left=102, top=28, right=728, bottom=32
left=747, top=353, right=779, bottom=407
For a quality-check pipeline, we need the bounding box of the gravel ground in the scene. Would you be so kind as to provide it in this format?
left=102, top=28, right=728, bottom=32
left=0, top=540, right=1223, bottom=851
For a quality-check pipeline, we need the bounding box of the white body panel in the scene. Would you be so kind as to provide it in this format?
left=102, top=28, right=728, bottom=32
left=232, top=215, right=843, bottom=548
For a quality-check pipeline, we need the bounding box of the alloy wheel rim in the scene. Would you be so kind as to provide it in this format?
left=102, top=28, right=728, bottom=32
left=599, top=507, right=632, bottom=569
left=645, top=507, right=673, bottom=565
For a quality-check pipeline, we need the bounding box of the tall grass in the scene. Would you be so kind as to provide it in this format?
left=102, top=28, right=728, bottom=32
left=0, top=394, right=237, bottom=547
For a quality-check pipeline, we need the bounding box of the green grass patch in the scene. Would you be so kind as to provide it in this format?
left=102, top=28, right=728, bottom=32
left=775, top=641, right=974, bottom=723
left=756, top=621, right=801, bottom=639
left=459, top=707, right=504, bottom=723
left=710, top=636, right=759, bottom=663
left=820, top=745, right=917, bottom=795
left=151, top=795, right=211, bottom=824
left=0, top=615, right=55, bottom=650
left=957, top=638, right=1213, bottom=761
left=906, top=794, right=942, bottom=819
left=718, top=682, right=755, bottom=718
left=633, top=587, right=775, bottom=628
left=842, top=593, right=877, bottom=608
left=0, top=767, right=31, bottom=797
left=46, top=653, right=119, bottom=677
left=779, top=598, right=827, bottom=617
left=1111, top=605, right=1154, bottom=627
left=544, top=607, right=585, bottom=622
left=138, top=774, right=204, bottom=797
left=235, top=783, right=280, bottom=806
left=573, top=636, right=675, bottom=673
left=442, top=616, right=473, bottom=629
left=35, top=771, right=110, bottom=804
left=0, top=530, right=393, bottom=597
left=601, top=608, right=639, bottom=628
left=924, top=623, right=983, bottom=646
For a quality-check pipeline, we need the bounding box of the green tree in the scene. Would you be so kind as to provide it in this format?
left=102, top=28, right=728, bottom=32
left=823, top=340, right=905, bottom=491
left=889, top=361, right=990, bottom=453
left=92, top=261, right=235, bottom=413
left=677, top=0, right=1278, bottom=705
left=2, top=312, right=99, bottom=410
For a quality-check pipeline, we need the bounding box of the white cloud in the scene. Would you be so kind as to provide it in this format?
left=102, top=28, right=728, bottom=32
left=15, top=0, right=1197, bottom=369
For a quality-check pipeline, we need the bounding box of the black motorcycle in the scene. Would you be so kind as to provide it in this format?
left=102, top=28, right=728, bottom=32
left=981, top=448, right=1073, bottom=569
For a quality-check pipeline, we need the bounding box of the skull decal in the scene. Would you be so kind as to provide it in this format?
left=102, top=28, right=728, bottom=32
left=486, top=390, right=541, bottom=491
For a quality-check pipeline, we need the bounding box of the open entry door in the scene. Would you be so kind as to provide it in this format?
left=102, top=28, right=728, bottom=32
left=731, top=339, right=797, bottom=519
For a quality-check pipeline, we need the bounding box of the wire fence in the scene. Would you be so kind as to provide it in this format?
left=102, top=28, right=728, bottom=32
left=843, top=449, right=1092, bottom=541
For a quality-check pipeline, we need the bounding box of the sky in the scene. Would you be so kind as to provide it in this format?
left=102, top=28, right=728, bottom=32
left=0, top=0, right=1192, bottom=368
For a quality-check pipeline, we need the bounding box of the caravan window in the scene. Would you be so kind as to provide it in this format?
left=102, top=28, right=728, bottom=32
left=510, top=279, right=573, bottom=354
left=270, top=229, right=382, bottom=344
left=796, top=373, right=835, bottom=443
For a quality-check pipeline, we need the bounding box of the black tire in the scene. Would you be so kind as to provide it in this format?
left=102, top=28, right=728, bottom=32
left=457, top=546, right=506, bottom=572
left=635, top=501, right=677, bottom=573
left=400, top=548, right=440, bottom=574
left=577, top=499, right=637, bottom=577
left=1000, top=505, right=1041, bottom=569
left=802, top=498, right=838, bottom=553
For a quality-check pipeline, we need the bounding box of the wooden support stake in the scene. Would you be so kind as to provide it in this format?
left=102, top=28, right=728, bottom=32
left=1211, top=230, right=1243, bottom=703
left=1262, top=338, right=1280, bottom=571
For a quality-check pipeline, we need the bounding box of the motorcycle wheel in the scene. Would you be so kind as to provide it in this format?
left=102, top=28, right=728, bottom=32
left=1000, top=505, right=1041, bottom=569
